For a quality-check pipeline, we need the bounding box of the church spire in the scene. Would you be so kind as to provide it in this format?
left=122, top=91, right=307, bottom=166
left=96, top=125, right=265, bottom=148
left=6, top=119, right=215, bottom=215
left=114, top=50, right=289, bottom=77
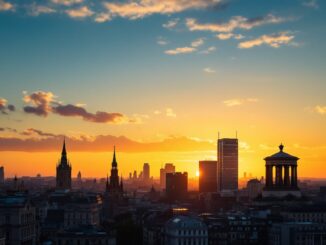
left=112, top=146, right=117, bottom=168
left=61, top=137, right=68, bottom=165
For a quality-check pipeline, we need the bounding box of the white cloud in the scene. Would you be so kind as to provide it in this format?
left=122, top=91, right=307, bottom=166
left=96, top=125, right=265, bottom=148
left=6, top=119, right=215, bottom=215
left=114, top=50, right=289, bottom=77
left=238, top=32, right=295, bottom=49
left=186, top=14, right=287, bottom=33
left=28, top=4, right=56, bottom=16
left=314, top=105, right=326, bottom=115
left=223, top=98, right=259, bottom=107
left=302, top=0, right=319, bottom=9
left=191, top=38, right=205, bottom=47
left=51, top=0, right=83, bottom=6
left=0, top=0, right=13, bottom=11
left=165, top=46, right=196, bottom=55
left=166, top=108, right=176, bottom=117
left=163, top=18, right=179, bottom=29
left=157, top=36, right=168, bottom=45
left=203, top=67, right=216, bottom=73
left=199, top=46, right=216, bottom=54
left=94, top=13, right=111, bottom=23
left=216, top=33, right=244, bottom=40
left=66, top=6, right=94, bottom=19
left=104, top=0, right=221, bottom=20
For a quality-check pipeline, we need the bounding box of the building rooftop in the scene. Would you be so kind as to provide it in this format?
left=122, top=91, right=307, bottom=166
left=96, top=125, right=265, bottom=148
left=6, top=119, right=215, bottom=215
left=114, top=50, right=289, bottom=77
left=264, top=144, right=299, bottom=161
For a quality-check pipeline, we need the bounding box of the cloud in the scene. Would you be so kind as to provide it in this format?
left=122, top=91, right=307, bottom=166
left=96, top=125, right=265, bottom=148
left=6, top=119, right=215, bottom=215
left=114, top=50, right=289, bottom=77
left=66, top=6, right=94, bottom=19
left=203, top=67, right=216, bottom=73
left=23, top=91, right=55, bottom=116
left=191, top=38, right=205, bottom=47
left=216, top=33, right=244, bottom=40
left=28, top=3, right=56, bottom=16
left=199, top=46, right=216, bottom=54
left=166, top=108, right=176, bottom=117
left=52, top=104, right=128, bottom=123
left=238, top=32, right=295, bottom=49
left=94, top=12, right=111, bottom=23
left=163, top=18, right=179, bottom=29
left=223, top=98, right=259, bottom=107
left=22, top=90, right=134, bottom=124
left=157, top=36, right=168, bottom=45
left=0, top=98, right=15, bottom=115
left=186, top=14, right=287, bottom=33
left=165, top=46, right=196, bottom=55
left=302, top=0, right=319, bottom=9
left=0, top=0, right=13, bottom=11
left=51, top=0, right=83, bottom=6
left=314, top=105, right=326, bottom=115
left=0, top=132, right=215, bottom=152
left=103, top=0, right=221, bottom=20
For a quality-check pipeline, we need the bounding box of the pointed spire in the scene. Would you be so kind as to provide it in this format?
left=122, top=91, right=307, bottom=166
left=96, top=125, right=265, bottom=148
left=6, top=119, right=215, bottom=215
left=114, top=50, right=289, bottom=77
left=62, top=137, right=67, bottom=156
left=60, top=137, right=68, bottom=166
left=112, top=145, right=117, bottom=167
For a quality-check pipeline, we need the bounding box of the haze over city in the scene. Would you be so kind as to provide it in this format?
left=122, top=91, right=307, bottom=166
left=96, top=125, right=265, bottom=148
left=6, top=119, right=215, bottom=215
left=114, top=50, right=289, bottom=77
left=0, top=0, right=325, bottom=180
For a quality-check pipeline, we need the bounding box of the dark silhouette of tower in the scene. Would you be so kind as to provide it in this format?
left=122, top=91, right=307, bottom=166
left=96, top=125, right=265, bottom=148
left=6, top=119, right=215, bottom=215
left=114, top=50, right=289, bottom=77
left=56, top=139, right=72, bottom=190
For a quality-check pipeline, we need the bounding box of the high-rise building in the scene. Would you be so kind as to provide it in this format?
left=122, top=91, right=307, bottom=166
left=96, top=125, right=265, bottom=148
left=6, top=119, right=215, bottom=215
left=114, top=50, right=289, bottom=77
left=56, top=139, right=72, bottom=190
left=199, top=160, right=217, bottom=193
left=0, top=166, right=4, bottom=185
left=217, top=138, right=238, bottom=194
left=166, top=172, right=188, bottom=201
left=160, top=163, right=175, bottom=189
left=143, top=163, right=150, bottom=181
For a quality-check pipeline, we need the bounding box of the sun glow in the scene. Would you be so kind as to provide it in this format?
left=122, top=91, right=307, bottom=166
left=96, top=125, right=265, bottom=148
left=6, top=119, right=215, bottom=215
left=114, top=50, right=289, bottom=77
left=196, top=170, right=200, bottom=177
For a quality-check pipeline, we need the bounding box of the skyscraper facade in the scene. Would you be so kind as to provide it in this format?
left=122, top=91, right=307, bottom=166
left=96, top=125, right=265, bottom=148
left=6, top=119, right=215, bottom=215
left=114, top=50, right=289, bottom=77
left=0, top=166, right=4, bottom=185
left=199, top=160, right=217, bottom=193
left=160, top=163, right=176, bottom=189
left=166, top=172, right=188, bottom=201
left=56, top=139, right=72, bottom=190
left=143, top=163, right=150, bottom=182
left=217, top=138, right=238, bottom=194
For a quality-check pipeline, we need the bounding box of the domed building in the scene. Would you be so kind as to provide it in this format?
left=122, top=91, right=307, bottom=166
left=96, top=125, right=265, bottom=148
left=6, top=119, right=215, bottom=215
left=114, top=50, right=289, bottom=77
left=262, top=144, right=301, bottom=198
left=165, top=215, right=208, bottom=245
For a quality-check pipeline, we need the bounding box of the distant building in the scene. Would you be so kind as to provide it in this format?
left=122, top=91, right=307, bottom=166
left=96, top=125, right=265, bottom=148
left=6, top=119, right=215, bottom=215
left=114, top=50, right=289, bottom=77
left=143, top=163, right=150, bottom=182
left=217, top=138, right=238, bottom=195
left=166, top=172, right=187, bottom=201
left=199, top=160, right=217, bottom=193
left=263, top=144, right=301, bottom=198
left=160, top=163, right=175, bottom=189
left=56, top=139, right=72, bottom=190
left=164, top=215, right=208, bottom=245
left=103, top=147, right=124, bottom=220
left=0, top=167, right=4, bottom=185
left=247, top=178, right=263, bottom=200
left=0, top=195, right=37, bottom=245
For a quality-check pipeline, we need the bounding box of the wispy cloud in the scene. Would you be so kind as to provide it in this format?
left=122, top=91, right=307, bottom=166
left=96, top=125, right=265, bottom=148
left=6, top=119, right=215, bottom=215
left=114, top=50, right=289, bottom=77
left=186, top=14, right=287, bottom=33
left=216, top=33, right=244, bottom=40
left=191, top=38, right=205, bottom=47
left=51, top=0, right=83, bottom=6
left=302, top=0, right=319, bottom=9
left=203, top=67, right=216, bottom=73
left=22, top=90, right=135, bottom=124
left=65, top=6, right=94, bottom=19
left=27, top=3, right=56, bottom=16
left=238, top=32, right=295, bottom=49
left=94, top=12, right=111, bottom=23
left=314, top=105, right=326, bottom=115
left=199, top=46, right=216, bottom=54
left=166, top=108, right=176, bottom=117
left=157, top=36, right=169, bottom=45
left=0, top=0, right=14, bottom=11
left=223, top=98, right=259, bottom=107
left=103, top=0, right=221, bottom=20
left=163, top=18, right=179, bottom=29
left=0, top=98, right=15, bottom=115
left=165, top=46, right=196, bottom=55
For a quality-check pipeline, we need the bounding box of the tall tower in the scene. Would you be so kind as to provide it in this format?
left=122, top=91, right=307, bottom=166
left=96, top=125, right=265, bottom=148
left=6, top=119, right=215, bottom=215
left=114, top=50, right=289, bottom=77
left=56, top=139, right=72, bottom=190
left=143, top=163, right=150, bottom=182
left=106, top=146, right=123, bottom=193
left=217, top=138, right=238, bottom=195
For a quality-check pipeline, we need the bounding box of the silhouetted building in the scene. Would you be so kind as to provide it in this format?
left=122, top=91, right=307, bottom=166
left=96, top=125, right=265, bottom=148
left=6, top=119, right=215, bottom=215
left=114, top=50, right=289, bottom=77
left=199, top=160, right=217, bottom=193
left=217, top=138, right=238, bottom=195
left=0, top=167, right=4, bottom=185
left=160, top=163, right=175, bottom=189
left=247, top=178, right=263, bottom=200
left=143, top=163, right=150, bottom=182
left=56, top=139, right=72, bottom=190
left=166, top=172, right=187, bottom=201
left=103, top=146, right=123, bottom=220
left=263, top=144, right=301, bottom=198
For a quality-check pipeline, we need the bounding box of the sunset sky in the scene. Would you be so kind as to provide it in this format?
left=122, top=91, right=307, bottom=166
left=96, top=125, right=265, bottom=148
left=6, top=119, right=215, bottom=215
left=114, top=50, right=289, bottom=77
left=0, top=0, right=325, bottom=179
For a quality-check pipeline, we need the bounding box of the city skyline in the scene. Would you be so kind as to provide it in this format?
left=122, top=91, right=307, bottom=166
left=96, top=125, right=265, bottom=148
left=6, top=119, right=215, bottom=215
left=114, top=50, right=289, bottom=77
left=1, top=0, right=326, bottom=178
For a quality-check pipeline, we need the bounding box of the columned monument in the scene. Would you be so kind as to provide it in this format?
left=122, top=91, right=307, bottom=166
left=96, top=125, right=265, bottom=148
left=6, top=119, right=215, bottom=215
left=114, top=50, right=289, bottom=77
left=262, top=144, right=301, bottom=198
